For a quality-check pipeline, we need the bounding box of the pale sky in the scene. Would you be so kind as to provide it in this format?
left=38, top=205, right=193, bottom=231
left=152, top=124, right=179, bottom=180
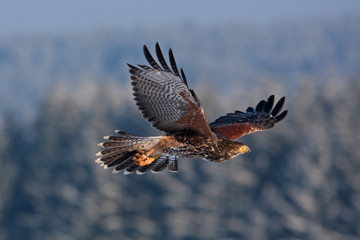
left=0, top=0, right=359, bottom=35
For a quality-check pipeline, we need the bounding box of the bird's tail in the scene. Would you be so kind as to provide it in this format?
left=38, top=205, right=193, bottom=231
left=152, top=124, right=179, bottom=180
left=95, top=130, right=178, bottom=175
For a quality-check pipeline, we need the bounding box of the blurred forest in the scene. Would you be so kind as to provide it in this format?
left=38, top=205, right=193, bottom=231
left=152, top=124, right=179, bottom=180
left=1, top=16, right=360, bottom=240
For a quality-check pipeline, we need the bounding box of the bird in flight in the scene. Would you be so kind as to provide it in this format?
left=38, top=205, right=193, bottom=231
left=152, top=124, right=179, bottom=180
left=96, top=43, right=287, bottom=175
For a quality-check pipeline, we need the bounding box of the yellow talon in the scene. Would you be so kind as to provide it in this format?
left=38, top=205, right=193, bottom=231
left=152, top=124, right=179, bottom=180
left=138, top=154, right=161, bottom=166
left=132, top=149, right=161, bottom=166
left=146, top=148, right=155, bottom=156
left=133, top=148, right=161, bottom=166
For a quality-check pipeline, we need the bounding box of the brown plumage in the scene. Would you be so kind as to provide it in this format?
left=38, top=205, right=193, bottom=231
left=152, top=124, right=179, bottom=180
left=96, top=43, right=287, bottom=175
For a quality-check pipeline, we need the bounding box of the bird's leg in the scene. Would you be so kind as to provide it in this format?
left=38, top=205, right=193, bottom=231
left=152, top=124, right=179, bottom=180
left=136, top=154, right=162, bottom=166
left=145, top=148, right=156, bottom=156
left=133, top=148, right=161, bottom=166
left=133, top=150, right=147, bottom=163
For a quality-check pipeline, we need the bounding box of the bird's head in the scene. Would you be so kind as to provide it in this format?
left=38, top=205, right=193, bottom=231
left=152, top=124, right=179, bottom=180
left=230, top=142, right=251, bottom=158
left=237, top=144, right=251, bottom=154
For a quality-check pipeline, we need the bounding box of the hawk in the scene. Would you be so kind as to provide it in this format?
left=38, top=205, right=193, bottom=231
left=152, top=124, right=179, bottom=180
left=96, top=43, right=287, bottom=175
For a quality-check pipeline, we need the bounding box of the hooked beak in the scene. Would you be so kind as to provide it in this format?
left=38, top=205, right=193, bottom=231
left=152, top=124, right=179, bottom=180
left=238, top=145, right=251, bottom=154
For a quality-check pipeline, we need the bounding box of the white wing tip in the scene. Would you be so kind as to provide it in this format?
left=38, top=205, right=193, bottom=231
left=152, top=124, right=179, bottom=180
left=136, top=170, right=145, bottom=175
left=97, top=142, right=105, bottom=147
left=103, top=136, right=110, bottom=140
left=100, top=162, right=109, bottom=169
left=112, top=168, right=121, bottom=174
left=95, top=158, right=102, bottom=163
left=123, top=170, right=133, bottom=175
left=95, top=151, right=102, bottom=157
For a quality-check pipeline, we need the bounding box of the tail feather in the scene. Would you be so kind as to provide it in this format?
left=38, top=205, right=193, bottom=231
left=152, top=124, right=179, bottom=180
left=99, top=141, right=132, bottom=149
left=114, top=130, right=132, bottom=136
left=107, top=151, right=136, bottom=168
left=152, top=154, right=179, bottom=173
left=124, top=162, right=140, bottom=175
left=98, top=152, right=124, bottom=166
left=96, top=130, right=179, bottom=175
left=99, top=135, right=147, bottom=149
left=96, top=147, right=128, bottom=157
left=168, top=157, right=178, bottom=172
left=113, top=158, right=134, bottom=173
left=136, top=160, right=158, bottom=175
left=152, top=157, right=169, bottom=173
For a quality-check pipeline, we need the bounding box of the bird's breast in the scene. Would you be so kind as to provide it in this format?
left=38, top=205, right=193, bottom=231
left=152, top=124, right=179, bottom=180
left=160, top=132, right=234, bottom=161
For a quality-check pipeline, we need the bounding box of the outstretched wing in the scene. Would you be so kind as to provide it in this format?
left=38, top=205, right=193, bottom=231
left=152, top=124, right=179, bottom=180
left=129, top=43, right=213, bottom=137
left=210, top=95, right=288, bottom=140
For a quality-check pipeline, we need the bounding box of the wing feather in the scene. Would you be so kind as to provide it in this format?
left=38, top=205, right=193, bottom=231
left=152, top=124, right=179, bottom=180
left=151, top=156, right=169, bottom=173
left=143, top=45, right=162, bottom=71
left=169, top=49, right=181, bottom=77
left=255, top=100, right=266, bottom=112
left=263, top=95, right=274, bottom=113
left=129, top=43, right=213, bottom=137
left=180, top=68, right=189, bottom=87
left=271, top=96, right=285, bottom=116
left=155, top=42, right=171, bottom=72
left=210, top=95, right=288, bottom=140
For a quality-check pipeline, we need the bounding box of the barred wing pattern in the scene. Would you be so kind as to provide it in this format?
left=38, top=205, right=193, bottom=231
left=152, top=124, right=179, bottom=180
left=210, top=95, right=288, bottom=141
left=129, top=43, right=213, bottom=137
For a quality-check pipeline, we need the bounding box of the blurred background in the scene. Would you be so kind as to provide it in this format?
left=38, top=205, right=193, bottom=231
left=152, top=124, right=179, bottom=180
left=1, top=1, right=360, bottom=239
